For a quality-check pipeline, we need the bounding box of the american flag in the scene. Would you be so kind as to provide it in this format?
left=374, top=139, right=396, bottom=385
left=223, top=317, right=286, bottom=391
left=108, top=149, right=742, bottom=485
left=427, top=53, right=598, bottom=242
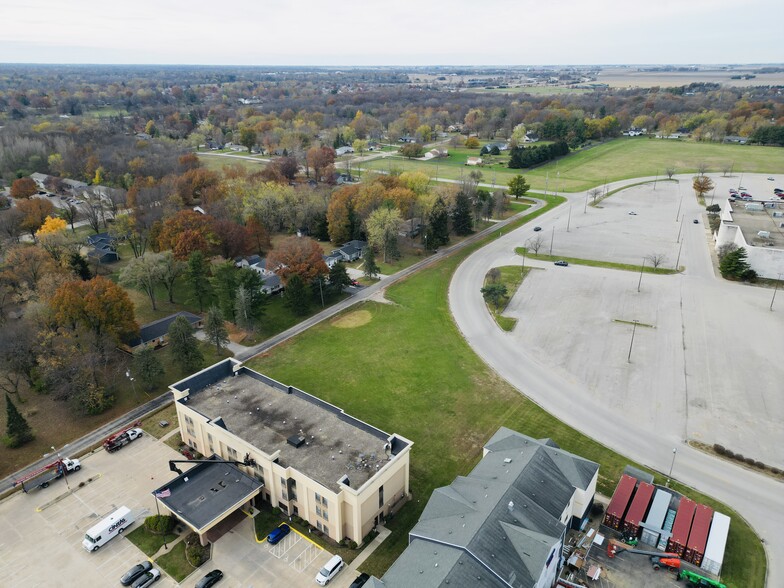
left=154, top=488, right=171, bottom=498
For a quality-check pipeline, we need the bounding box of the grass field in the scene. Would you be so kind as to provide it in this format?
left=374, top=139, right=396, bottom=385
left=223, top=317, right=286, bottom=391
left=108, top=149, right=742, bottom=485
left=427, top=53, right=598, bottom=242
left=363, top=138, right=784, bottom=193
left=196, top=154, right=267, bottom=174
left=469, top=86, right=592, bottom=96
left=246, top=198, right=764, bottom=586
left=515, top=248, right=682, bottom=274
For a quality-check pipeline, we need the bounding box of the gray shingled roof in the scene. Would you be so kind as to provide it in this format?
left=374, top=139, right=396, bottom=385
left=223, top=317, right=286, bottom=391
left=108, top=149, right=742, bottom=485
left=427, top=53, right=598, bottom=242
left=381, top=428, right=598, bottom=588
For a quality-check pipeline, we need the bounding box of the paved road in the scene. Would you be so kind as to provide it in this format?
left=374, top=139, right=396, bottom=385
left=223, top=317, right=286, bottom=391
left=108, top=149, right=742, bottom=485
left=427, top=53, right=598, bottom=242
left=2, top=198, right=545, bottom=495
left=448, top=174, right=780, bottom=587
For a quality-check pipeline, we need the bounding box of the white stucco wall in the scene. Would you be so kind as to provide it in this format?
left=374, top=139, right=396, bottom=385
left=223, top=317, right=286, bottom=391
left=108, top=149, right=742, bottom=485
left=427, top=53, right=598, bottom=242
left=715, top=200, right=784, bottom=279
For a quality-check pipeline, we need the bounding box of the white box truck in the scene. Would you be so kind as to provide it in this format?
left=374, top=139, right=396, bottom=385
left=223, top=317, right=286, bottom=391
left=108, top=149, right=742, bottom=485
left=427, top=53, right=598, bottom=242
left=82, top=506, right=134, bottom=552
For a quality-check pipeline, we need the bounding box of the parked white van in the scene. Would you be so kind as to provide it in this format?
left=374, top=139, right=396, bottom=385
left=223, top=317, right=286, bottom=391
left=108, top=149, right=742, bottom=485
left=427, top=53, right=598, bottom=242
left=83, top=506, right=135, bottom=551
left=315, top=554, right=344, bottom=585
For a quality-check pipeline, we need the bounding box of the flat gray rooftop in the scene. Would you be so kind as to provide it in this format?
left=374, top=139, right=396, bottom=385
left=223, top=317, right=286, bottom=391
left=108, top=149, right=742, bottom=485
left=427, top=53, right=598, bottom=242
left=153, top=459, right=262, bottom=532
left=185, top=370, right=393, bottom=492
left=725, top=200, right=784, bottom=248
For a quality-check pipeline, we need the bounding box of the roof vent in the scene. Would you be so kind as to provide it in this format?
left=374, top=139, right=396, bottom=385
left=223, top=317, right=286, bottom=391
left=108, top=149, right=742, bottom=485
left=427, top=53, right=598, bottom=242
left=508, top=501, right=514, bottom=512
left=503, top=458, right=512, bottom=464
left=287, top=435, right=306, bottom=448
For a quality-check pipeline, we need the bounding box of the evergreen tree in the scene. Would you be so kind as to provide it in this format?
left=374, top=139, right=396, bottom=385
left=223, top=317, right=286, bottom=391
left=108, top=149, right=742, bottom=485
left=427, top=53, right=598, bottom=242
left=132, top=347, right=165, bottom=392
left=186, top=251, right=212, bottom=312
left=719, top=247, right=753, bottom=280
left=452, top=191, right=474, bottom=236
left=236, top=269, right=268, bottom=323
left=508, top=175, right=530, bottom=199
left=167, top=316, right=204, bottom=373
left=285, top=274, right=309, bottom=316
left=67, top=252, right=92, bottom=280
left=362, top=246, right=380, bottom=279
left=4, top=394, right=34, bottom=448
left=204, top=306, right=229, bottom=351
left=211, top=261, right=239, bottom=321
left=426, top=196, right=450, bottom=249
left=234, top=285, right=254, bottom=331
left=328, top=262, right=352, bottom=296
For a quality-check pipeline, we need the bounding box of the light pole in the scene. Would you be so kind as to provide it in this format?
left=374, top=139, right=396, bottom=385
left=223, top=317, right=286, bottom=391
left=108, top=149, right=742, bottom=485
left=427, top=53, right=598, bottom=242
left=584, top=191, right=588, bottom=214
left=126, top=370, right=137, bottom=401
left=675, top=237, right=684, bottom=271
left=637, top=258, right=646, bottom=292
left=627, top=320, right=639, bottom=363
left=771, top=274, right=782, bottom=311
left=676, top=214, right=684, bottom=243
left=52, top=445, right=70, bottom=490
left=676, top=184, right=683, bottom=222
left=666, top=447, right=677, bottom=488
left=549, top=226, right=554, bottom=256
left=566, top=205, right=571, bottom=232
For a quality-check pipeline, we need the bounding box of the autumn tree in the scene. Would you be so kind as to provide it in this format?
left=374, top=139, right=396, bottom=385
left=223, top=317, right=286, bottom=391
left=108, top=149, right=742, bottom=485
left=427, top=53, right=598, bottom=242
left=268, top=236, right=328, bottom=283
left=508, top=175, right=530, bottom=199
left=176, top=168, right=220, bottom=205
left=59, top=201, right=79, bottom=232
left=50, top=276, right=139, bottom=347
left=0, top=321, right=37, bottom=400
left=693, top=175, right=715, bottom=199
left=3, top=245, right=54, bottom=293
left=326, top=185, right=361, bottom=244
left=306, top=146, right=336, bottom=182
left=0, top=208, right=24, bottom=243
left=400, top=143, right=424, bottom=159
left=120, top=255, right=164, bottom=310
left=366, top=207, right=402, bottom=263
left=36, top=215, right=67, bottom=237
left=167, top=316, right=204, bottom=373
left=245, top=217, right=272, bottom=255
left=465, top=136, right=481, bottom=149
left=157, top=210, right=215, bottom=259
left=212, top=219, right=253, bottom=260
left=17, top=197, right=54, bottom=239
left=10, top=177, right=37, bottom=199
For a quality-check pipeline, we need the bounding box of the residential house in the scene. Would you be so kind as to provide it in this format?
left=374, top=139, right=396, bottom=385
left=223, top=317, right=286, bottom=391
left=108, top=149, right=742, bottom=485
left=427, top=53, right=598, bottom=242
left=124, top=311, right=203, bottom=352
left=398, top=218, right=423, bottom=238
left=524, top=132, right=540, bottom=143
left=236, top=254, right=262, bottom=269
left=260, top=273, right=284, bottom=295
left=466, top=156, right=483, bottom=166
left=422, top=148, right=448, bottom=160
left=483, top=142, right=509, bottom=152
left=88, top=247, right=119, bottom=264
left=373, top=428, right=599, bottom=588
left=163, top=359, right=412, bottom=545
left=399, top=136, right=417, bottom=143
left=323, top=252, right=344, bottom=269
left=136, top=132, right=152, bottom=140
left=30, top=172, right=52, bottom=190
left=62, top=178, right=88, bottom=197
left=335, top=240, right=368, bottom=262
left=335, top=146, right=355, bottom=156
left=723, top=135, right=747, bottom=144
left=87, top=232, right=113, bottom=248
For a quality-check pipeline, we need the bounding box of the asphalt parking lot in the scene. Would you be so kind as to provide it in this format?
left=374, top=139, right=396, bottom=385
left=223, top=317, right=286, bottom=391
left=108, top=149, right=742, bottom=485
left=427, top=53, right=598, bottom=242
left=0, top=432, right=350, bottom=588
left=504, top=174, right=784, bottom=468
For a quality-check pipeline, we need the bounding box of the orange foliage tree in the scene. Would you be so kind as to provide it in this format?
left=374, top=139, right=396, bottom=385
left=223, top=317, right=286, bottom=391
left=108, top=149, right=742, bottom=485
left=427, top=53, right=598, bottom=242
left=50, top=276, right=139, bottom=345
left=157, top=210, right=216, bottom=259
left=16, top=197, right=54, bottom=239
left=267, top=236, right=328, bottom=283
left=11, top=177, right=38, bottom=199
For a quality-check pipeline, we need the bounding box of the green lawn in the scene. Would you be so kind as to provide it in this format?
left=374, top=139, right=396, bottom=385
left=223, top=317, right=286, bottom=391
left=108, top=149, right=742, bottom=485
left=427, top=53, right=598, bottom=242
left=363, top=138, right=784, bottom=193
left=126, top=525, right=179, bottom=557
left=515, top=248, right=682, bottom=274
left=483, top=265, right=530, bottom=331
left=196, top=154, right=266, bottom=174
left=246, top=196, right=763, bottom=587
left=155, top=541, right=197, bottom=582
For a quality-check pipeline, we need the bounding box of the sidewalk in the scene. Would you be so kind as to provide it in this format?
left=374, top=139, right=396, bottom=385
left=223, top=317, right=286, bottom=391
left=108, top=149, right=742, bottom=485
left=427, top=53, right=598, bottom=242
left=334, top=525, right=391, bottom=587
left=193, top=330, right=250, bottom=356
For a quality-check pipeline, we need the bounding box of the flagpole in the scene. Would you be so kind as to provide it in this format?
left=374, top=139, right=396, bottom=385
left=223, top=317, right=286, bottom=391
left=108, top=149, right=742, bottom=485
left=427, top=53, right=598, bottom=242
left=154, top=494, right=169, bottom=550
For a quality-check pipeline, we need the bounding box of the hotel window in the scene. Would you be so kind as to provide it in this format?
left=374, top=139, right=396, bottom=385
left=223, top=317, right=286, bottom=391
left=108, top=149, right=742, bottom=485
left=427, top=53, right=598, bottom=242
left=315, top=492, right=321, bottom=503
left=322, top=510, right=328, bottom=521
left=207, top=434, right=214, bottom=454
left=379, top=485, right=384, bottom=508
left=226, top=446, right=238, bottom=460
left=317, top=521, right=322, bottom=531
left=316, top=506, right=322, bottom=517
left=321, top=495, right=328, bottom=506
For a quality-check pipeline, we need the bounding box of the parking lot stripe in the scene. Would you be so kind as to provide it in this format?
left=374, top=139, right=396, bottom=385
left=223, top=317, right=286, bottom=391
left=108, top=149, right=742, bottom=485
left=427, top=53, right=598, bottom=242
left=290, top=526, right=323, bottom=550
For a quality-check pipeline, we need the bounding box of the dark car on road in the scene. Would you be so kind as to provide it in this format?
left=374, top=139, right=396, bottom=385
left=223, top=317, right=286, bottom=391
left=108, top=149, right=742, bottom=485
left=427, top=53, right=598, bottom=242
left=121, top=562, right=152, bottom=586
left=266, top=524, right=290, bottom=545
left=554, top=260, right=569, bottom=267
left=533, top=226, right=542, bottom=231
left=349, top=573, right=371, bottom=588
left=195, top=569, right=224, bottom=588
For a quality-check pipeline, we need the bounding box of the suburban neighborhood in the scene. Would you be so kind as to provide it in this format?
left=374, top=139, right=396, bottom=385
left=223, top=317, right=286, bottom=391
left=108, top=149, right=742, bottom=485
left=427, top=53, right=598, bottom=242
left=0, top=25, right=783, bottom=588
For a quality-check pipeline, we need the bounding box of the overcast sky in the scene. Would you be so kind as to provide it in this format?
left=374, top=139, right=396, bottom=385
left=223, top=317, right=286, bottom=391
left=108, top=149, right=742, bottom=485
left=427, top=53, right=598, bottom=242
left=2, top=0, right=782, bottom=65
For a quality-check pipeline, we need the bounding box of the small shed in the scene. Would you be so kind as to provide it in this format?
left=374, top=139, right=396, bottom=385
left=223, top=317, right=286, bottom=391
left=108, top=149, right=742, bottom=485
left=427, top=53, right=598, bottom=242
left=466, top=156, right=483, bottom=166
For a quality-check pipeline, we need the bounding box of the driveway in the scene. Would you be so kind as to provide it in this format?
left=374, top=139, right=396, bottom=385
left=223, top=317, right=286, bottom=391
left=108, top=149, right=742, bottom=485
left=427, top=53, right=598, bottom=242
left=449, top=173, right=783, bottom=587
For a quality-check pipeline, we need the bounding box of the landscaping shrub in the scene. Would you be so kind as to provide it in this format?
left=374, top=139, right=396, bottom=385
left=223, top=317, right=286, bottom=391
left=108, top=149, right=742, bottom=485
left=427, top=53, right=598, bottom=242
left=144, top=515, right=174, bottom=535
left=755, top=461, right=766, bottom=470
left=713, top=444, right=726, bottom=455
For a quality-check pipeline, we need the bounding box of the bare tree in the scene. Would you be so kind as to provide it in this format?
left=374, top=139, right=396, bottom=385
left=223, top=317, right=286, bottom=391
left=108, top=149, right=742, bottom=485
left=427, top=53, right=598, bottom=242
left=529, top=234, right=545, bottom=254
left=717, top=243, right=738, bottom=261
left=0, top=208, right=24, bottom=244
left=487, top=268, right=501, bottom=283
left=697, top=162, right=708, bottom=176
left=721, top=164, right=732, bottom=177
left=645, top=253, right=667, bottom=269
left=665, top=167, right=676, bottom=179
left=589, top=187, right=603, bottom=204
left=82, top=194, right=105, bottom=234
left=60, top=202, right=79, bottom=232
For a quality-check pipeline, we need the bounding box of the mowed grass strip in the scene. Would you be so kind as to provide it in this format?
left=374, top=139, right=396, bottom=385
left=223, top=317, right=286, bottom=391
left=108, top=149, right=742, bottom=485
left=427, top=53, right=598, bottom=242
left=515, top=247, right=682, bottom=274
left=363, top=138, right=784, bottom=193
left=483, top=265, right=531, bottom=331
